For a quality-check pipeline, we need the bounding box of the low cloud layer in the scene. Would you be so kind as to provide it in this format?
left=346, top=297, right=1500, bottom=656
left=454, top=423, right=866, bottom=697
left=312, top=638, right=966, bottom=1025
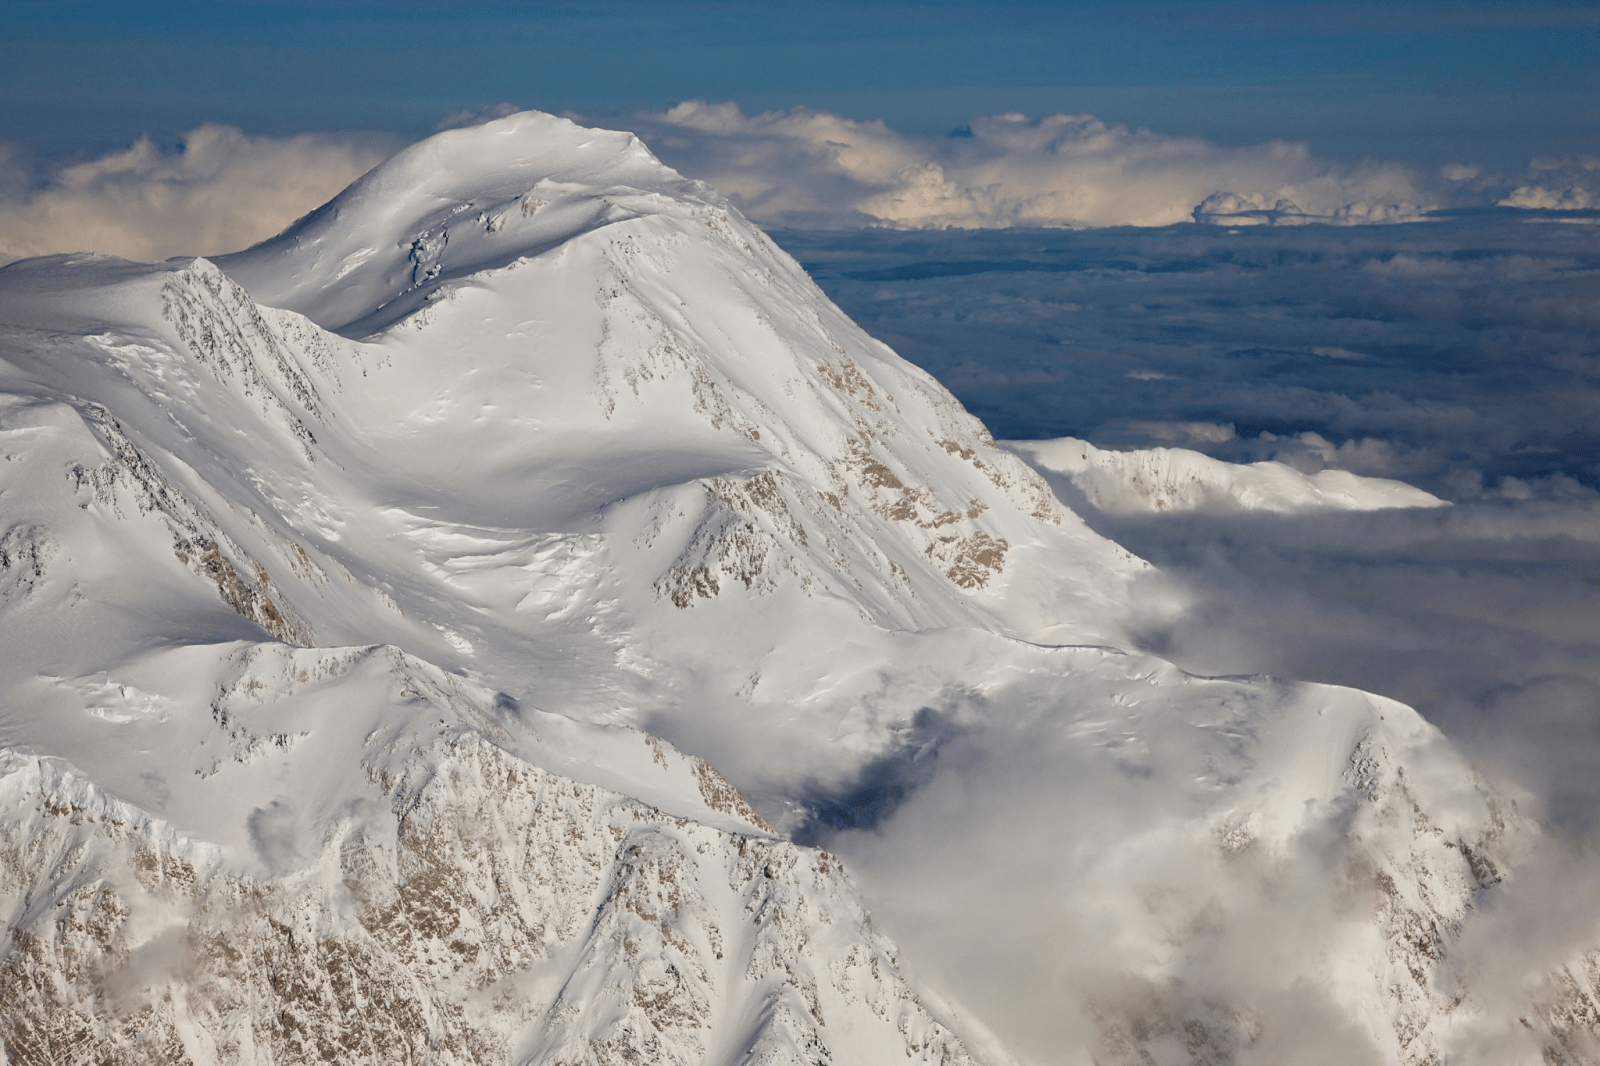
left=787, top=217, right=1600, bottom=497
left=0, top=124, right=396, bottom=265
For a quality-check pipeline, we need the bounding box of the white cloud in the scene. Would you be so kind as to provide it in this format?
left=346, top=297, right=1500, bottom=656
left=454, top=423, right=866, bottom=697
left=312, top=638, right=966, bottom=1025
left=1, top=107, right=1589, bottom=267
left=1499, top=183, right=1594, bottom=210
left=0, top=124, right=397, bottom=265
left=624, top=101, right=1439, bottom=229
left=1496, top=155, right=1600, bottom=211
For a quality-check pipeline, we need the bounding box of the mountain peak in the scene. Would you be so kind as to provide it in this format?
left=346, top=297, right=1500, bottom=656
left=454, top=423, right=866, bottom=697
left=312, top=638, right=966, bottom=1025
left=220, top=109, right=712, bottom=333
left=1, top=110, right=1578, bottom=1065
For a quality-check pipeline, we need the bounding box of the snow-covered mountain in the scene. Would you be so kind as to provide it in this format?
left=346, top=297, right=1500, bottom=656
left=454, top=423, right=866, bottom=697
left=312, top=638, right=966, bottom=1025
left=0, top=110, right=1592, bottom=1065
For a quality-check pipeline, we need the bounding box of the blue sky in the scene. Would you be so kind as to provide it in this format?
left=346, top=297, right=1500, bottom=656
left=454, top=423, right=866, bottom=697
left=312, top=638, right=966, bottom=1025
left=6, top=0, right=1598, bottom=168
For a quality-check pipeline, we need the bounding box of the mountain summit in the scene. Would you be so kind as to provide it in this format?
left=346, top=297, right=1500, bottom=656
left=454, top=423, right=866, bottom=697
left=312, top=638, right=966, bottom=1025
left=0, top=111, right=1591, bottom=1065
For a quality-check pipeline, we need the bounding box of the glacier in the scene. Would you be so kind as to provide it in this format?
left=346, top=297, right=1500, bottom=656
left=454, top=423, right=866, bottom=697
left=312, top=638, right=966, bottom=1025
left=0, top=110, right=1595, bottom=1065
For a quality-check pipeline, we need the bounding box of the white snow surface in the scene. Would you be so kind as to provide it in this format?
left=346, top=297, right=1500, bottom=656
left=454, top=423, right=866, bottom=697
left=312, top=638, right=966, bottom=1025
left=0, top=110, right=1587, bottom=1065
left=1005, top=436, right=1448, bottom=515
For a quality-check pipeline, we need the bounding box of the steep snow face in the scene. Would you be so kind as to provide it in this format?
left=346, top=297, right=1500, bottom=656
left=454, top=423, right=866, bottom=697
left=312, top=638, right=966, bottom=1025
left=0, top=110, right=1588, bottom=1065
left=0, top=109, right=1139, bottom=826
left=1006, top=437, right=1448, bottom=515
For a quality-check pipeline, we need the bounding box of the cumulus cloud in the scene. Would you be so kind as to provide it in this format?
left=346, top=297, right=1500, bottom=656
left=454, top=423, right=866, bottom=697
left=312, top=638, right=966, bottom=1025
left=1500, top=183, right=1594, bottom=210
left=0, top=124, right=397, bottom=265
left=623, top=100, right=1439, bottom=230
left=825, top=691, right=1397, bottom=1065
left=1494, top=155, right=1600, bottom=212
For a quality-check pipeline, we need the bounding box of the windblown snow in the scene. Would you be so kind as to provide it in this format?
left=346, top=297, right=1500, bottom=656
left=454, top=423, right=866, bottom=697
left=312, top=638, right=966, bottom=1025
left=0, top=110, right=1593, bottom=1065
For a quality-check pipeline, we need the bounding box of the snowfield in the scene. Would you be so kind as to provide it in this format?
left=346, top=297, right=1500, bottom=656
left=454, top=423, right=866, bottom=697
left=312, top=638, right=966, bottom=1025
left=0, top=110, right=1594, bottom=1065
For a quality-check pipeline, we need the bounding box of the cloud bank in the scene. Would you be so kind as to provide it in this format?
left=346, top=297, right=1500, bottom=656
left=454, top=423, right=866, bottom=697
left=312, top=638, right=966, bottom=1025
left=2, top=106, right=1597, bottom=268
left=0, top=125, right=396, bottom=265
left=627, top=100, right=1439, bottom=229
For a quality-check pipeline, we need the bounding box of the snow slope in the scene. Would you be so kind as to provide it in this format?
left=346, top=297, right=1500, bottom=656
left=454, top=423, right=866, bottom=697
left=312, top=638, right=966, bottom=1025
left=1005, top=436, right=1447, bottom=515
left=0, top=110, right=1591, bottom=1064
